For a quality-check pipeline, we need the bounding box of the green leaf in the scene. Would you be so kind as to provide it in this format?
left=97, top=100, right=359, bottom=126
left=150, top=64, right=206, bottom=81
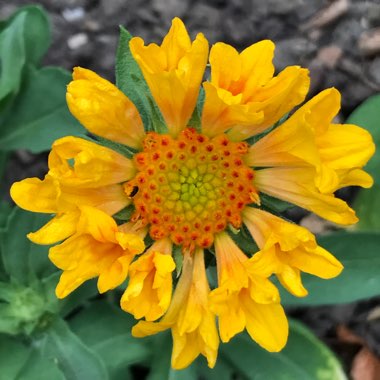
left=281, top=232, right=380, bottom=306
left=353, top=184, right=380, bottom=232
left=40, top=318, right=108, bottom=380
left=212, top=320, right=346, bottom=380
left=260, top=193, right=294, bottom=213
left=146, top=331, right=172, bottom=380
left=0, top=335, right=31, bottom=378
left=58, top=279, right=98, bottom=318
left=0, top=11, right=27, bottom=100
left=1, top=207, right=56, bottom=284
left=347, top=94, right=380, bottom=232
left=0, top=5, right=50, bottom=101
left=196, top=356, right=236, bottom=380
left=116, top=26, right=166, bottom=133
left=16, top=348, right=65, bottom=380
left=0, top=334, right=64, bottom=379
left=346, top=93, right=380, bottom=184
left=0, top=66, right=85, bottom=153
left=70, top=301, right=150, bottom=376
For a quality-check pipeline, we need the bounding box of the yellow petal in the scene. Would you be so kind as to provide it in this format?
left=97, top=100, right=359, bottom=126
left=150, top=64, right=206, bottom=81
left=49, top=217, right=144, bottom=297
left=77, top=205, right=118, bottom=242
left=132, top=320, right=170, bottom=337
left=228, top=66, right=310, bottom=141
left=255, top=167, right=358, bottom=225
left=121, top=239, right=175, bottom=321
left=130, top=18, right=209, bottom=136
left=172, top=249, right=219, bottom=368
left=214, top=291, right=246, bottom=342
left=243, top=297, right=288, bottom=352
left=67, top=67, right=145, bottom=149
left=243, top=207, right=343, bottom=297
left=28, top=212, right=79, bottom=245
left=247, top=275, right=281, bottom=304
left=245, top=102, right=320, bottom=168
left=58, top=184, right=129, bottom=216
left=214, top=232, right=248, bottom=289
left=202, top=39, right=309, bottom=140
left=243, top=207, right=316, bottom=251
left=277, top=266, right=308, bottom=297
left=201, top=81, right=264, bottom=137
left=49, top=136, right=136, bottom=187
left=10, top=176, right=58, bottom=213
left=317, top=123, right=375, bottom=170
left=171, top=308, right=219, bottom=370
left=288, top=245, right=343, bottom=279
left=97, top=254, right=135, bottom=294
left=336, top=169, right=373, bottom=189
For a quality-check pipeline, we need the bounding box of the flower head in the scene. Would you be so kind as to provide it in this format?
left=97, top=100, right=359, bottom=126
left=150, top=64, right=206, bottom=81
left=10, top=18, right=375, bottom=369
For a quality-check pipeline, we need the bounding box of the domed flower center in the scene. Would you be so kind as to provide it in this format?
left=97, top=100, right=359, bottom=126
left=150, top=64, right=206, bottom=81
left=125, top=128, right=258, bottom=250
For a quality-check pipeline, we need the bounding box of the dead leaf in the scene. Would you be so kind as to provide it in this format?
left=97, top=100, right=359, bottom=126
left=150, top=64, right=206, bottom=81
left=351, top=347, right=380, bottom=380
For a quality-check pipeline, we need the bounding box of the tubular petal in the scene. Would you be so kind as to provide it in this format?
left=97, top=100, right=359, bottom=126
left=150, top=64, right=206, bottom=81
left=121, top=238, right=175, bottom=321
left=210, top=233, right=287, bottom=345
left=51, top=232, right=143, bottom=297
left=132, top=250, right=219, bottom=369
left=243, top=207, right=343, bottom=297
left=49, top=136, right=136, bottom=187
left=67, top=67, right=145, bottom=149
left=247, top=88, right=375, bottom=194
left=255, top=167, right=358, bottom=225
left=130, top=18, right=209, bottom=136
left=202, top=40, right=309, bottom=139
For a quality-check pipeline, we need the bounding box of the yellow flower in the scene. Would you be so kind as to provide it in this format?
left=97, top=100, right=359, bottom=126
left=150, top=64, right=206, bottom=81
left=10, top=17, right=375, bottom=369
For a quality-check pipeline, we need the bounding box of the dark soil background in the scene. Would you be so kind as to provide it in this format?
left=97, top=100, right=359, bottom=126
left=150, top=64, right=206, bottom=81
left=1, top=0, right=380, bottom=378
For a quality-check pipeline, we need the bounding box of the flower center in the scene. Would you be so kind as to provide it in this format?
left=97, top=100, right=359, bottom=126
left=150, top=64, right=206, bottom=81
left=125, top=128, right=258, bottom=251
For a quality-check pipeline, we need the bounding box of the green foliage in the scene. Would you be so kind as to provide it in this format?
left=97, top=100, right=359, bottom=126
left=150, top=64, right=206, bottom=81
left=345, top=93, right=380, bottom=232
left=70, top=301, right=150, bottom=377
left=0, top=5, right=49, bottom=102
left=40, top=318, right=109, bottom=380
left=0, top=66, right=85, bottom=152
left=346, top=93, right=380, bottom=183
left=0, top=5, right=85, bottom=153
left=281, top=232, right=380, bottom=306
left=0, top=335, right=64, bottom=380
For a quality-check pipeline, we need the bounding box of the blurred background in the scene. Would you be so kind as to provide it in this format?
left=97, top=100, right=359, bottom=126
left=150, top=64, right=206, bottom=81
left=1, top=0, right=380, bottom=378
left=1, top=0, right=380, bottom=112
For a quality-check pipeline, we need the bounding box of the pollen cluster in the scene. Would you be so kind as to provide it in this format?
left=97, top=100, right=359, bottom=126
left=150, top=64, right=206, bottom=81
left=126, top=128, right=257, bottom=250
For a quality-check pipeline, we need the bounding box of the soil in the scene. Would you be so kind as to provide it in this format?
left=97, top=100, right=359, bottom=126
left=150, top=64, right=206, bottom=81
left=1, top=0, right=380, bottom=378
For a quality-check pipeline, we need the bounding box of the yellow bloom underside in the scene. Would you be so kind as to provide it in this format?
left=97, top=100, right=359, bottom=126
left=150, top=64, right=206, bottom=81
left=10, top=17, right=375, bottom=370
